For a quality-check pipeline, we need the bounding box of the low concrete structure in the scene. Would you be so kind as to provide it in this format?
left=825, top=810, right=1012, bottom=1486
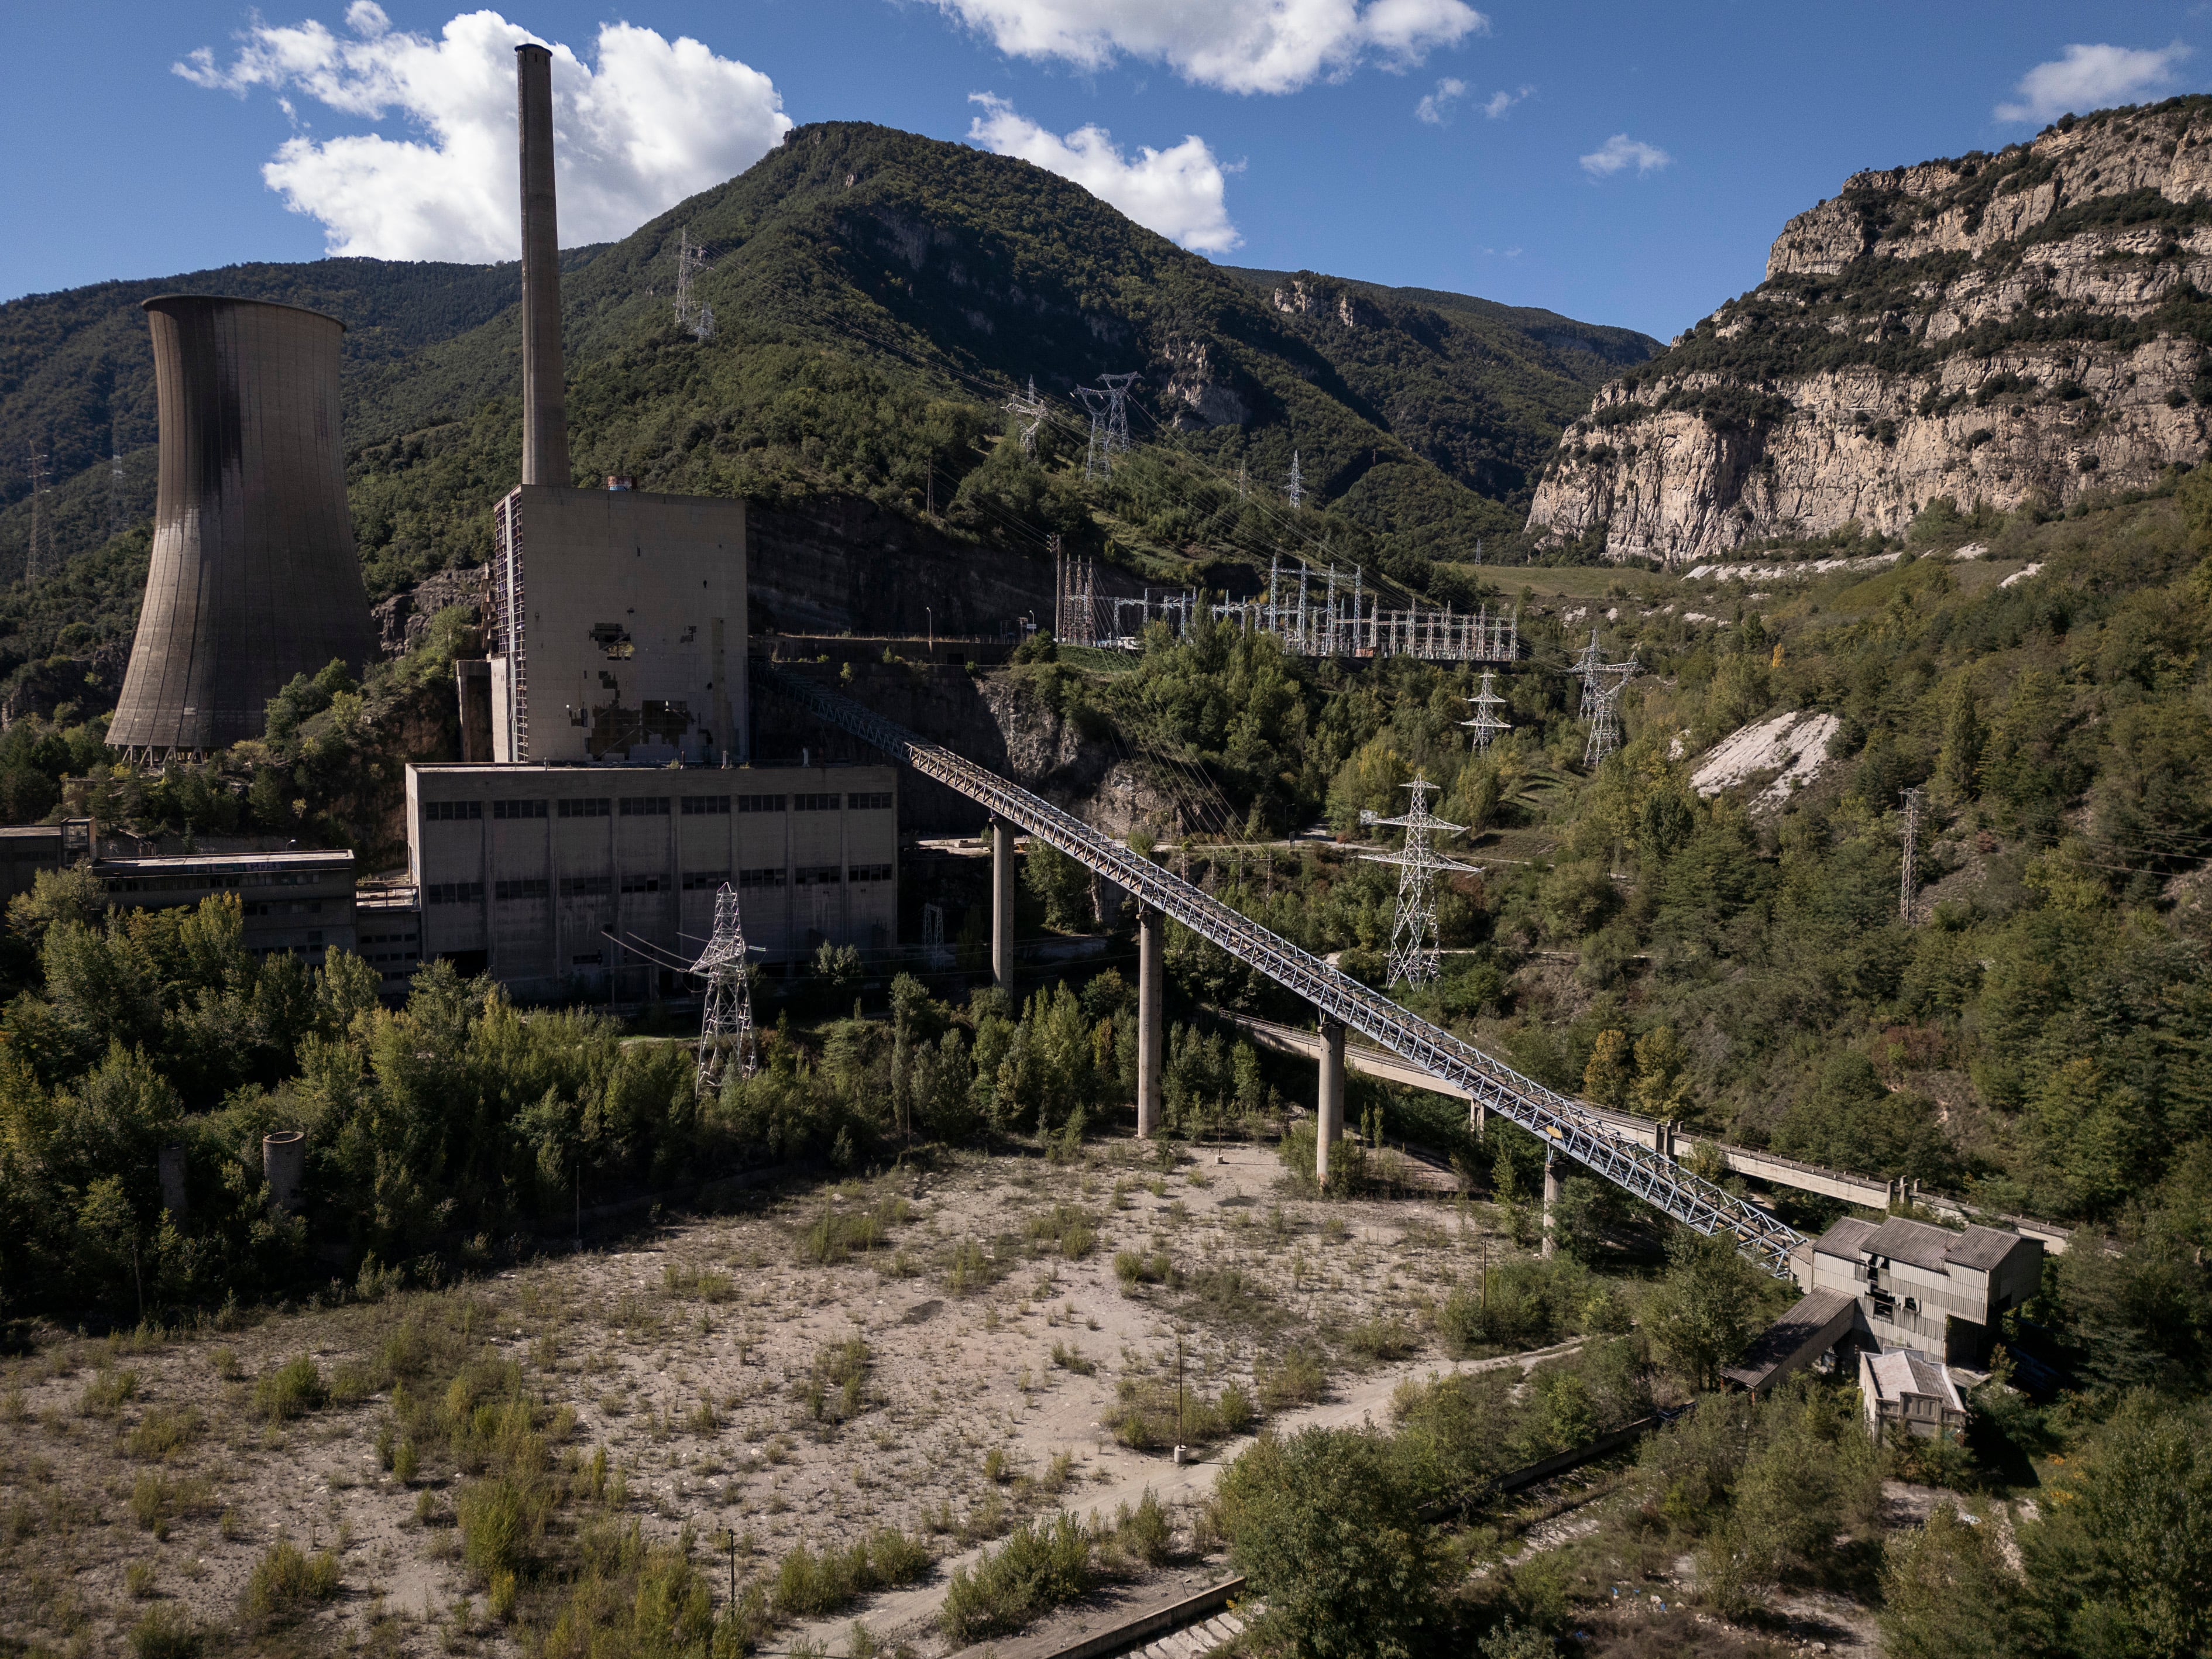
left=1804, top=1215, right=2042, bottom=1366
left=356, top=885, right=424, bottom=998
left=96, top=849, right=356, bottom=966
left=0, top=819, right=92, bottom=901
left=407, top=761, right=896, bottom=1001
left=1860, top=1348, right=1967, bottom=1441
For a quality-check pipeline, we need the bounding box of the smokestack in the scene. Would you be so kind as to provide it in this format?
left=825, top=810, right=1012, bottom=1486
left=108, top=296, right=374, bottom=760
left=517, top=42, right=568, bottom=486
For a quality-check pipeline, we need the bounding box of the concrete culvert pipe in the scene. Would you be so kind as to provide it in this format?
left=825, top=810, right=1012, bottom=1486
left=263, top=1131, right=306, bottom=1213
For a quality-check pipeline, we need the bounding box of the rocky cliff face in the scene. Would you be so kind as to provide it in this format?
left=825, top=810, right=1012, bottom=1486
left=1528, top=99, right=2212, bottom=562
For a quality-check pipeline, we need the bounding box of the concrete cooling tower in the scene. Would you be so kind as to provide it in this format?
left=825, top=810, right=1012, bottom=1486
left=108, top=295, right=373, bottom=760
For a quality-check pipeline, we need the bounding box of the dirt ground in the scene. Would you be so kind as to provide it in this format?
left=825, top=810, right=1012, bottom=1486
left=0, top=1138, right=1536, bottom=1657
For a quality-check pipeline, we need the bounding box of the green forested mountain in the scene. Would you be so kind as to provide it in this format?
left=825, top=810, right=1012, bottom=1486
left=0, top=122, right=1652, bottom=644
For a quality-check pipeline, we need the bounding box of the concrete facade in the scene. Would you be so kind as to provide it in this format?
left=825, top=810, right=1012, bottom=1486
left=1805, top=1215, right=2042, bottom=1366
left=1860, top=1348, right=1968, bottom=1441
left=109, top=296, right=373, bottom=759
left=95, top=850, right=357, bottom=966
left=407, top=761, right=895, bottom=1001
left=489, top=485, right=748, bottom=766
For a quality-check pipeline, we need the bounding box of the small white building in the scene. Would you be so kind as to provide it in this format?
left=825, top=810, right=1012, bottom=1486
left=1860, top=1347, right=1967, bottom=1441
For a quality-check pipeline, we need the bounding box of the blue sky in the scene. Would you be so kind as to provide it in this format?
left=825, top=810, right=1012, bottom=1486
left=2, top=2, right=2203, bottom=339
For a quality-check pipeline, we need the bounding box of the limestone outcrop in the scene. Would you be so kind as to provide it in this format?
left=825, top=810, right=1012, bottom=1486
left=1527, top=99, right=2212, bottom=563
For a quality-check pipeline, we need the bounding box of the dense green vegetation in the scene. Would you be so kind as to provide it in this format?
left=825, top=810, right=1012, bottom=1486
left=0, top=121, right=1651, bottom=709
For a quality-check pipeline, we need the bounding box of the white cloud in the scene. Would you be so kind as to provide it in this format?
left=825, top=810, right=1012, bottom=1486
left=923, top=0, right=1485, bottom=95
left=175, top=7, right=791, bottom=261
left=1415, top=77, right=1466, bottom=124
left=967, top=94, right=1239, bottom=253
left=1482, top=83, right=1532, bottom=118
left=1579, top=133, right=1671, bottom=178
left=1994, top=42, right=2192, bottom=125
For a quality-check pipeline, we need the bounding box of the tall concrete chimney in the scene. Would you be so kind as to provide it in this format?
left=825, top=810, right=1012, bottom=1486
left=516, top=42, right=568, bottom=486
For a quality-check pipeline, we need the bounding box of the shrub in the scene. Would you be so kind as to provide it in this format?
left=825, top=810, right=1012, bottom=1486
left=1216, top=1428, right=1441, bottom=1659
left=79, top=1368, right=140, bottom=1417
left=939, top=1512, right=1096, bottom=1644
left=772, top=1528, right=932, bottom=1619
left=126, top=1407, right=204, bottom=1461
left=253, top=1355, right=328, bottom=1421
left=129, top=1605, right=201, bottom=1659
left=946, top=1238, right=998, bottom=1294
left=1347, top=1317, right=1417, bottom=1363
left=1258, top=1347, right=1328, bottom=1411
left=242, top=1540, right=340, bottom=1624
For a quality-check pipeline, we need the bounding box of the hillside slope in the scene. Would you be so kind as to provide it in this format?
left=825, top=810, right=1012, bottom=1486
left=0, top=123, right=1652, bottom=609
left=1528, top=97, right=2212, bottom=563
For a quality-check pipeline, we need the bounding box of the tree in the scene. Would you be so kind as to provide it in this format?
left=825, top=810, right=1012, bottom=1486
left=1215, top=1427, right=1441, bottom=1659
left=1582, top=1029, right=1631, bottom=1108
left=1880, top=1502, right=2037, bottom=1659
left=2025, top=1391, right=2212, bottom=1659
left=1641, top=1229, right=1768, bottom=1392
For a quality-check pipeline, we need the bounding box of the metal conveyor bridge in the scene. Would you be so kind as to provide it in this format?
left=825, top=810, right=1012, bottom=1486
left=758, top=662, right=1805, bottom=1278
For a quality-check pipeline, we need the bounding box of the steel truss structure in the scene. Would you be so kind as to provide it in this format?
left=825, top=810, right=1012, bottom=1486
left=691, top=882, right=757, bottom=1096
left=1360, top=775, right=1478, bottom=988
left=1211, top=555, right=1519, bottom=664
left=755, top=662, right=1806, bottom=1277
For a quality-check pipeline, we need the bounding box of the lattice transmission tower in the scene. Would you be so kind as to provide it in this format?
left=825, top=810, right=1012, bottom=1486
left=1361, top=775, right=1479, bottom=987
left=1461, top=669, right=1512, bottom=750
left=109, top=427, right=126, bottom=538
left=1570, top=627, right=1603, bottom=717
left=692, top=883, right=757, bottom=1095
left=24, top=442, right=51, bottom=583
left=1286, top=449, right=1303, bottom=510
left=1005, top=376, right=1047, bottom=455
left=672, top=228, right=712, bottom=338
left=1075, top=386, right=1110, bottom=479
left=1900, top=787, right=1924, bottom=925
left=1582, top=656, right=1640, bottom=768
left=1098, top=372, right=1139, bottom=458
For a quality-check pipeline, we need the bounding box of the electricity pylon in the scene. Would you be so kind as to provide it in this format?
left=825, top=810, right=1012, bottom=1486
left=1582, top=656, right=1639, bottom=767
left=1900, top=788, right=1923, bottom=925
left=1461, top=669, right=1512, bottom=751
left=1075, top=385, right=1110, bottom=479
left=673, top=227, right=707, bottom=331
left=1360, top=775, right=1479, bottom=987
left=1005, top=376, right=1047, bottom=455
left=1570, top=627, right=1603, bottom=717
left=692, top=883, right=757, bottom=1096
left=1099, top=372, right=1139, bottom=457
left=1287, top=449, right=1303, bottom=510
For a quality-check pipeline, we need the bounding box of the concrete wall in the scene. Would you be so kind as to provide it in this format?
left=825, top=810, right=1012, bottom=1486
left=492, top=485, right=747, bottom=765
left=97, top=850, right=357, bottom=966
left=408, top=762, right=895, bottom=999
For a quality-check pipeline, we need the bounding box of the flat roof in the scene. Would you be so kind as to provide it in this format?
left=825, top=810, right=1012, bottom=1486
left=0, top=825, right=66, bottom=842
left=407, top=761, right=890, bottom=775
left=95, top=850, right=354, bottom=875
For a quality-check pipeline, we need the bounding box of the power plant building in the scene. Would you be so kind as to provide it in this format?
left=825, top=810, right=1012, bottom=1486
left=108, top=295, right=373, bottom=760
left=489, top=485, right=748, bottom=764
left=408, top=761, right=897, bottom=999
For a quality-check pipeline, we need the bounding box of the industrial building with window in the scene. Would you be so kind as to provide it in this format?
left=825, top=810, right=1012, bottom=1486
left=407, top=762, right=896, bottom=1002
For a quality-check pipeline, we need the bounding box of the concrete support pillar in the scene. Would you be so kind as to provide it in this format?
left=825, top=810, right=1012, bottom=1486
left=1541, top=1146, right=1561, bottom=1259
left=158, top=1142, right=188, bottom=1222
left=1136, top=905, right=1164, bottom=1138
left=1315, top=1017, right=1346, bottom=1186
left=263, top=1131, right=305, bottom=1214
left=991, top=818, right=1016, bottom=997
left=1472, top=1094, right=1487, bottom=1138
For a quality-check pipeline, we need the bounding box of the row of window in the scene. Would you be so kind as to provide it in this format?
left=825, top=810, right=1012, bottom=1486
left=435, top=866, right=896, bottom=905
left=430, top=792, right=892, bottom=822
